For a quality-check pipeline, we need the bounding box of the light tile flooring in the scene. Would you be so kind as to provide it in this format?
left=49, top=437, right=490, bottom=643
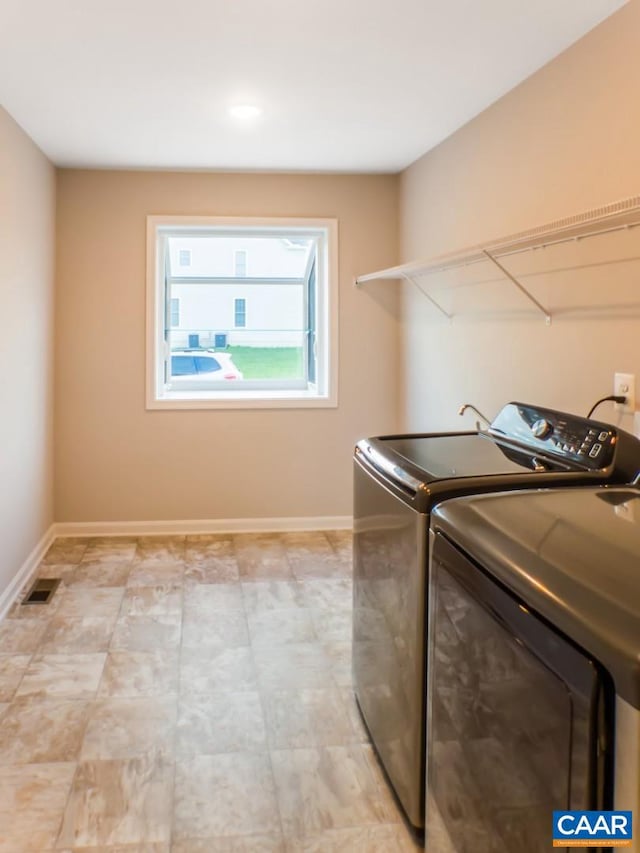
left=0, top=532, right=425, bottom=852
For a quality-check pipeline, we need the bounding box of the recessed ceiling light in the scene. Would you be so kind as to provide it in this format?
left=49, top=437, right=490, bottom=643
left=229, top=104, right=262, bottom=120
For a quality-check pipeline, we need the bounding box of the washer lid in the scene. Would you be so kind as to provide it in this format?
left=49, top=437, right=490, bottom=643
left=432, top=486, right=640, bottom=709
left=383, top=433, right=566, bottom=479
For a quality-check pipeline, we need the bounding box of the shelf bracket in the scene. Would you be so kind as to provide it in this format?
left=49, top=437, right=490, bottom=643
left=403, top=273, right=453, bottom=321
left=482, top=249, right=552, bottom=325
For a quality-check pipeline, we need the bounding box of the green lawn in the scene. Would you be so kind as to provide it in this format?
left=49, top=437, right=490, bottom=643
left=226, top=346, right=303, bottom=379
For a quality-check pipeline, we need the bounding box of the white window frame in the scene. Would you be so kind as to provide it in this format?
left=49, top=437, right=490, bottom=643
left=146, top=215, right=339, bottom=411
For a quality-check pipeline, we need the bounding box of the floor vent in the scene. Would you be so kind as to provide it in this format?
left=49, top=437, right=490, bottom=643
left=22, top=578, right=61, bottom=605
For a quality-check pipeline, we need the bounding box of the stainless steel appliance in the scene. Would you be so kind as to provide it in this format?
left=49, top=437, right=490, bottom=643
left=352, top=402, right=640, bottom=830
left=427, top=486, right=640, bottom=852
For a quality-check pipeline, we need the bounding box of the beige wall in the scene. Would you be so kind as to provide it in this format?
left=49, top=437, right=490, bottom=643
left=0, top=107, right=56, bottom=594
left=398, top=0, right=640, bottom=433
left=55, top=171, right=399, bottom=522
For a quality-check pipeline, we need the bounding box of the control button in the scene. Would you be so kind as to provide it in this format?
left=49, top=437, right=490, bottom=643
left=598, top=431, right=608, bottom=442
left=588, top=429, right=598, bottom=437
left=563, top=444, right=570, bottom=452
left=577, top=449, right=585, bottom=455
left=532, top=418, right=553, bottom=439
left=589, top=443, right=602, bottom=458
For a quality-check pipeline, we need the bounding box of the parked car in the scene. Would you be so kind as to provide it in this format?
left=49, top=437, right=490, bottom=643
left=170, top=349, right=243, bottom=380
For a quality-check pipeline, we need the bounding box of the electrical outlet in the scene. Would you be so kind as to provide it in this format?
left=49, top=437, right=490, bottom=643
left=614, top=372, right=635, bottom=413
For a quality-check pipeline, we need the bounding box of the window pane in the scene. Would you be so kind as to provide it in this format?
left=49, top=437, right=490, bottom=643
left=168, top=236, right=312, bottom=279
left=307, top=260, right=316, bottom=384
left=166, top=233, right=310, bottom=383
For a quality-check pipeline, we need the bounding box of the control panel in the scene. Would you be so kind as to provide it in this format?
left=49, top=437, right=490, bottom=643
left=489, top=403, right=617, bottom=470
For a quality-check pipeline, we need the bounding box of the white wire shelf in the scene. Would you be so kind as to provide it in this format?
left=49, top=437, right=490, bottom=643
left=355, top=195, right=640, bottom=324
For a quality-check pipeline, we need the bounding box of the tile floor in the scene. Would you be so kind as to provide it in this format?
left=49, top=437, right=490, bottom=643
left=0, top=531, right=426, bottom=852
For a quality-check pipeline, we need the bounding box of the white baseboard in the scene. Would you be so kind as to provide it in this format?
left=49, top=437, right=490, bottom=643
left=0, top=524, right=57, bottom=622
left=0, top=517, right=351, bottom=621
left=53, top=515, right=353, bottom=538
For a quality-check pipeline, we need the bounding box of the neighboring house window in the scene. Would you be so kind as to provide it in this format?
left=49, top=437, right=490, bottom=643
left=179, top=249, right=191, bottom=267
left=234, top=298, right=246, bottom=328
left=234, top=250, right=247, bottom=277
left=170, top=298, right=180, bottom=327
left=146, top=216, right=338, bottom=410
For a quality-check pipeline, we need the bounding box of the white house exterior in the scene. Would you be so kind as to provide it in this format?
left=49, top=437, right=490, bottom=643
left=166, top=235, right=313, bottom=348
left=170, top=281, right=305, bottom=348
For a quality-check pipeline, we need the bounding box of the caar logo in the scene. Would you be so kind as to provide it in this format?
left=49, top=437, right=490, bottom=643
left=553, top=811, right=633, bottom=847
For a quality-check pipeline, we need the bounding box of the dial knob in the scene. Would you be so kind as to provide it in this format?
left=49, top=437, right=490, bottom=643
left=531, top=418, right=553, bottom=439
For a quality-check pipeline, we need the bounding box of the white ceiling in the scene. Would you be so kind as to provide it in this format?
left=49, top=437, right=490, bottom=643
left=0, top=0, right=626, bottom=172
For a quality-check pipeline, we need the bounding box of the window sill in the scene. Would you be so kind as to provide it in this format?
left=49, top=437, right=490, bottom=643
left=146, top=388, right=338, bottom=411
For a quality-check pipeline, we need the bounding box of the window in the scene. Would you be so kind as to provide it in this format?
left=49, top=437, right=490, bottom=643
left=170, top=297, right=180, bottom=327
left=146, top=216, right=338, bottom=410
left=234, top=298, right=246, bottom=328
left=234, top=250, right=247, bottom=277
left=179, top=249, right=191, bottom=267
